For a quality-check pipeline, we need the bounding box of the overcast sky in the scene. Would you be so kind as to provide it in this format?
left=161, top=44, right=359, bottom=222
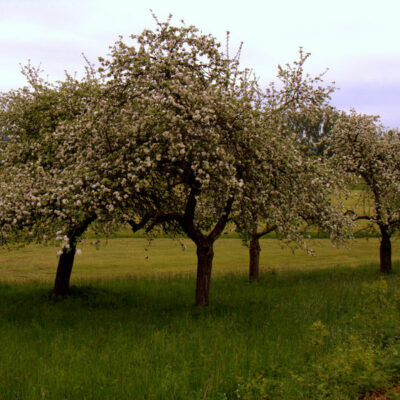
left=1, top=0, right=399, bottom=127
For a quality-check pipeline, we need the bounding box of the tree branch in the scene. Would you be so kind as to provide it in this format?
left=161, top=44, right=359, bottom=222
left=67, top=214, right=97, bottom=246
left=255, top=224, right=277, bottom=240
left=354, top=215, right=373, bottom=221
left=127, top=213, right=153, bottom=233
left=208, top=195, right=234, bottom=242
left=344, top=209, right=373, bottom=222
left=145, top=212, right=183, bottom=233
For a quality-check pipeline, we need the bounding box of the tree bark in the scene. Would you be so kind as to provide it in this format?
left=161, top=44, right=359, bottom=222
left=249, top=235, right=261, bottom=281
left=379, top=226, right=392, bottom=273
left=53, top=243, right=77, bottom=296
left=195, top=242, right=214, bottom=306
left=53, top=216, right=95, bottom=296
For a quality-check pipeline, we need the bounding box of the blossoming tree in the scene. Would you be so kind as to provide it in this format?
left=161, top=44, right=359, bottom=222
left=233, top=53, right=350, bottom=281
left=328, top=111, right=400, bottom=273
left=0, top=65, right=109, bottom=295
left=88, top=18, right=267, bottom=306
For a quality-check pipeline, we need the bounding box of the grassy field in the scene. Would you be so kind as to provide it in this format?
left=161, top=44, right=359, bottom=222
left=1, top=265, right=400, bottom=399
left=0, top=237, right=398, bottom=282
left=1, top=237, right=400, bottom=399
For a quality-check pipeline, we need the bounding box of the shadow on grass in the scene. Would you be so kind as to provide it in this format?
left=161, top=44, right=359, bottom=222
left=1, top=263, right=399, bottom=328
left=1, top=262, right=398, bottom=303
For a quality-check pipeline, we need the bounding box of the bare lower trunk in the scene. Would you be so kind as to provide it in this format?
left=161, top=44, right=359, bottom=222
left=53, top=243, right=76, bottom=296
left=195, top=242, right=214, bottom=306
left=52, top=217, right=95, bottom=296
left=249, top=235, right=261, bottom=281
left=379, top=227, right=392, bottom=273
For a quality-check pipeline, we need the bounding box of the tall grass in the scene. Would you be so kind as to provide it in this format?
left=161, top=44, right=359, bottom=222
left=1, top=264, right=399, bottom=399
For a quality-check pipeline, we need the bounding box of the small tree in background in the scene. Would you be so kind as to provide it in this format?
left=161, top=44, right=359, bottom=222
left=234, top=52, right=350, bottom=281
left=328, top=111, right=400, bottom=273
left=235, top=153, right=350, bottom=281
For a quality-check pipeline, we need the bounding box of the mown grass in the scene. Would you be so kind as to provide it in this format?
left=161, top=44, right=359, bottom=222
left=1, top=237, right=398, bottom=282
left=1, top=264, right=400, bottom=399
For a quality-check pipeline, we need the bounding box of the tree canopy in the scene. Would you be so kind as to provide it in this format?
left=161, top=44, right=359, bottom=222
left=328, top=111, right=400, bottom=273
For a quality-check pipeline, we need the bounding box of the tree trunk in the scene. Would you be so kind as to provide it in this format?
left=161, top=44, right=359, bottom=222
left=249, top=235, right=261, bottom=281
left=379, top=227, right=392, bottom=273
left=195, top=242, right=214, bottom=306
left=54, top=243, right=77, bottom=296
left=52, top=217, right=95, bottom=296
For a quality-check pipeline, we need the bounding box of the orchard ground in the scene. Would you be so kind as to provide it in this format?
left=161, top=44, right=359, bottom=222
left=0, top=236, right=392, bottom=282
left=1, top=237, right=400, bottom=399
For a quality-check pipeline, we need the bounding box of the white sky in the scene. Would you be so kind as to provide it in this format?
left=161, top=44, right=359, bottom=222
left=1, top=0, right=400, bottom=127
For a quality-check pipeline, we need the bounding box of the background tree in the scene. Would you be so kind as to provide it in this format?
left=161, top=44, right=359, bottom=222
left=268, top=49, right=338, bottom=156
left=328, top=111, right=400, bottom=273
left=234, top=52, right=350, bottom=281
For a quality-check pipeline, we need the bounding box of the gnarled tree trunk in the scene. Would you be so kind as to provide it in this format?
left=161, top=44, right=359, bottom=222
left=379, top=226, right=392, bottom=273
left=195, top=241, right=214, bottom=306
left=249, top=235, right=261, bottom=281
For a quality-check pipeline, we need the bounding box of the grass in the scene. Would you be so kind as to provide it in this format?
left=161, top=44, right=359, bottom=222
left=1, top=235, right=400, bottom=399
left=0, top=237, right=398, bottom=282
left=1, top=265, right=400, bottom=399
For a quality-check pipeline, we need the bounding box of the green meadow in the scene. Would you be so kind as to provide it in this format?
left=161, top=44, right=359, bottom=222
left=1, top=237, right=400, bottom=399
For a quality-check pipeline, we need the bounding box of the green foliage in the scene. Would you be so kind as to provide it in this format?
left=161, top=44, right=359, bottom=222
left=294, top=334, right=392, bottom=399
left=308, top=320, right=329, bottom=360
left=223, top=372, right=283, bottom=400
left=355, top=278, right=400, bottom=343
left=228, top=278, right=400, bottom=400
